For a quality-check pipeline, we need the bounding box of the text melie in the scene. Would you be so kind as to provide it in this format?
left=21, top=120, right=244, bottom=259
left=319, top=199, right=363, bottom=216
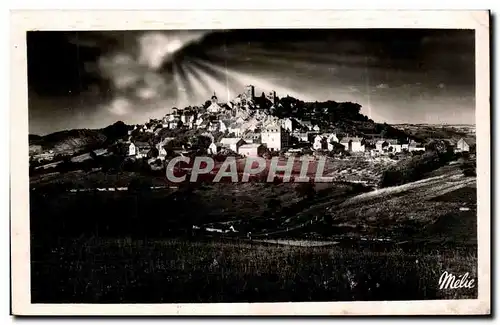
left=438, top=271, right=475, bottom=290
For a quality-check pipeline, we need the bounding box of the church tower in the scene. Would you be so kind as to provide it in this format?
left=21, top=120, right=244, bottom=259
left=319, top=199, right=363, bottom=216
left=211, top=92, right=218, bottom=104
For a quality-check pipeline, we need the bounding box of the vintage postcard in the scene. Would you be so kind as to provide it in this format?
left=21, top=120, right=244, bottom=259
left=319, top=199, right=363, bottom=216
left=10, top=10, right=490, bottom=315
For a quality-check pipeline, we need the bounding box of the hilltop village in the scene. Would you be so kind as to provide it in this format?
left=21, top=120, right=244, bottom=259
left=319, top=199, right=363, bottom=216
left=123, top=85, right=474, bottom=163
left=29, top=84, right=476, bottom=187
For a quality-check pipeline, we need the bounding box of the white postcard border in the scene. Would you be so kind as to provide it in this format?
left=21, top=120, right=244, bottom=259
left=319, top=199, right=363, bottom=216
left=10, top=10, right=490, bottom=316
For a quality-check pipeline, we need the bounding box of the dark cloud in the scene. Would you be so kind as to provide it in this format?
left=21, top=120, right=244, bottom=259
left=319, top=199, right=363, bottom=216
left=28, top=29, right=475, bottom=135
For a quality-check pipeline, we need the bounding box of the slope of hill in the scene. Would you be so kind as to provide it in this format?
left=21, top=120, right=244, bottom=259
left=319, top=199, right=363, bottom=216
left=29, top=121, right=130, bottom=155
left=391, top=124, right=473, bottom=142
left=270, top=97, right=409, bottom=140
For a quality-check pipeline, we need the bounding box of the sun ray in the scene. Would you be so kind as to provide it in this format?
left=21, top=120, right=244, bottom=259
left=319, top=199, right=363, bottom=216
left=172, top=61, right=189, bottom=108
left=196, top=59, right=311, bottom=101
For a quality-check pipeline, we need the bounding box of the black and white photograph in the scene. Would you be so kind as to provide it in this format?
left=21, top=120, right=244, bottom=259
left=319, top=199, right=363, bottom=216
left=10, top=10, right=490, bottom=316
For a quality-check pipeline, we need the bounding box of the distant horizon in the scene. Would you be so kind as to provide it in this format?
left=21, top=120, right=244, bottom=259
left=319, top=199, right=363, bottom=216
left=29, top=108, right=477, bottom=137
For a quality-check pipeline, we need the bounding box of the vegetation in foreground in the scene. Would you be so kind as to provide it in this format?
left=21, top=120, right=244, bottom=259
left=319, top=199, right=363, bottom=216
left=29, top=160, right=478, bottom=303
left=31, top=237, right=477, bottom=303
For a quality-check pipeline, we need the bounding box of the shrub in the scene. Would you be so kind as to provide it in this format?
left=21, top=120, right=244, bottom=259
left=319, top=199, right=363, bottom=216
left=379, top=151, right=445, bottom=187
left=460, top=160, right=476, bottom=177
left=295, top=182, right=316, bottom=199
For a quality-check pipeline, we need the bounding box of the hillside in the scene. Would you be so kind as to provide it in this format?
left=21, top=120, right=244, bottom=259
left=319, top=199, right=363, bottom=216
left=391, top=124, right=474, bottom=143
left=29, top=121, right=130, bottom=155
left=29, top=94, right=417, bottom=159
left=270, top=96, right=409, bottom=140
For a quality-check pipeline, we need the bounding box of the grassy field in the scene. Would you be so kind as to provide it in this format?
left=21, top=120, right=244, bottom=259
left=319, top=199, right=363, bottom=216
left=31, top=237, right=477, bottom=303
left=29, top=163, right=478, bottom=303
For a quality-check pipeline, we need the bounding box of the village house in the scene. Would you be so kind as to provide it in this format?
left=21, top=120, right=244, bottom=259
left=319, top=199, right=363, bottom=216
left=235, top=116, right=245, bottom=125
left=128, top=142, right=136, bottom=156
left=376, top=139, right=402, bottom=153
left=199, top=120, right=210, bottom=129
left=155, top=137, right=175, bottom=158
left=33, top=151, right=55, bottom=162
left=156, top=143, right=168, bottom=160
left=301, top=120, right=313, bottom=131
left=456, top=137, right=476, bottom=152
left=293, top=132, right=309, bottom=142
left=243, top=131, right=261, bottom=144
left=313, top=135, right=325, bottom=151
left=409, top=140, right=426, bottom=152
left=208, top=121, right=222, bottom=132
left=238, top=143, right=266, bottom=157
left=340, top=137, right=365, bottom=153
left=207, top=142, right=218, bottom=155
left=129, top=141, right=151, bottom=158
left=168, top=117, right=180, bottom=129
left=219, top=120, right=228, bottom=133
left=375, top=140, right=386, bottom=152
left=207, top=93, right=222, bottom=113
left=261, top=123, right=289, bottom=152
left=281, top=117, right=297, bottom=132
left=228, top=123, right=243, bottom=137
left=194, top=116, right=204, bottom=127
left=220, top=138, right=246, bottom=153
left=312, top=133, right=339, bottom=151
left=324, top=133, right=340, bottom=150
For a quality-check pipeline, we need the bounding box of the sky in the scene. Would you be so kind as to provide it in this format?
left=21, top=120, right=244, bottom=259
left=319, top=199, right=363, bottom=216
left=27, top=29, right=475, bottom=135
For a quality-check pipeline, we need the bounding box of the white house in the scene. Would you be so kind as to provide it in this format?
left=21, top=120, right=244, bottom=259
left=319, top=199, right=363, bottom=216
left=168, top=120, right=179, bottom=129
left=375, top=139, right=401, bottom=153
left=340, top=137, right=365, bottom=152
left=409, top=140, right=426, bottom=152
left=195, top=116, right=204, bottom=127
left=261, top=123, right=289, bottom=151
left=313, top=135, right=324, bottom=150
left=390, top=144, right=402, bottom=153
left=281, top=118, right=294, bottom=132
left=375, top=140, right=386, bottom=152
left=294, top=132, right=309, bottom=142
left=208, top=121, right=220, bottom=132
left=243, top=131, right=261, bottom=144
left=228, top=123, right=243, bottom=137
left=219, top=120, right=228, bottom=133
left=456, top=137, right=476, bottom=152
left=128, top=142, right=137, bottom=156
left=301, top=121, right=313, bottom=131
left=220, top=138, right=246, bottom=153
left=325, top=133, right=340, bottom=151
left=207, top=142, right=218, bottom=155
left=238, top=143, right=265, bottom=157
left=157, top=146, right=167, bottom=160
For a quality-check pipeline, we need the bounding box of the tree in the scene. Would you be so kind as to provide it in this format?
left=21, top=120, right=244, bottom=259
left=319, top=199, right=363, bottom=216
left=380, top=125, right=388, bottom=138
left=192, top=135, right=212, bottom=151
left=56, top=156, right=74, bottom=173
left=267, top=198, right=281, bottom=211
left=329, top=141, right=345, bottom=154
left=295, top=182, right=316, bottom=199
left=147, top=147, right=159, bottom=159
